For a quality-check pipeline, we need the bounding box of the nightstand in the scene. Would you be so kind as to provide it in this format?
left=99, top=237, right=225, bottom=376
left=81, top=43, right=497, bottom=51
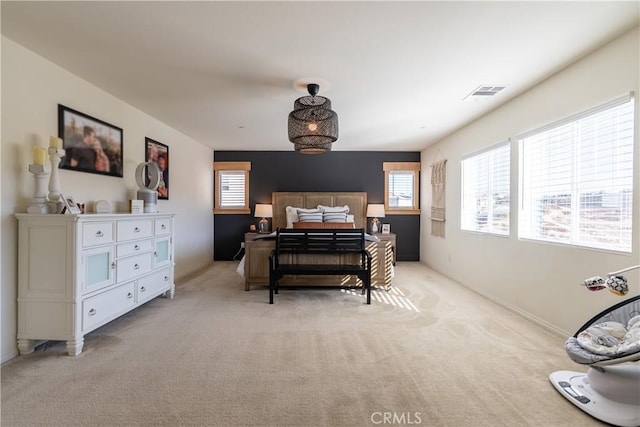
left=243, top=232, right=273, bottom=290
left=375, top=232, right=396, bottom=263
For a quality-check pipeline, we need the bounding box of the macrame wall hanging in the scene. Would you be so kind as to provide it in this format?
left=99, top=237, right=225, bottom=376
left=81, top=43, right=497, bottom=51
left=430, top=158, right=447, bottom=238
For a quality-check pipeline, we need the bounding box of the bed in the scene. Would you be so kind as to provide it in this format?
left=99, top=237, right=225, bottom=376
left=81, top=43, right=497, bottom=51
left=241, top=191, right=394, bottom=291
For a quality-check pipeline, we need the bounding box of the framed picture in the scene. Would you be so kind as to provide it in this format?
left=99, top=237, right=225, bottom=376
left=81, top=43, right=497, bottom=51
left=62, top=194, right=81, bottom=214
left=145, top=137, right=169, bottom=200
left=58, top=105, right=123, bottom=177
left=381, top=223, right=391, bottom=234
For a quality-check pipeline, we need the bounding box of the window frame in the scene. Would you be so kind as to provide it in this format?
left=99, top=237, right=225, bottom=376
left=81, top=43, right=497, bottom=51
left=213, top=161, right=251, bottom=214
left=460, top=141, right=511, bottom=236
left=517, top=93, right=635, bottom=253
left=383, top=162, right=421, bottom=215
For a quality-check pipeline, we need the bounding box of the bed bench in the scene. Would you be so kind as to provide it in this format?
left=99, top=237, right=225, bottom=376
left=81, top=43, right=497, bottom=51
left=268, top=228, right=372, bottom=304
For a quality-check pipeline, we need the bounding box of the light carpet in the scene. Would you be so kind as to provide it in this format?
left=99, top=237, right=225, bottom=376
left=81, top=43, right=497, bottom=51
left=1, top=262, right=600, bottom=426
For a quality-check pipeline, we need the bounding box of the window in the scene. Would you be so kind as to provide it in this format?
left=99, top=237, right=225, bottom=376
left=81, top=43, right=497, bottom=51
left=213, top=162, right=251, bottom=214
left=383, top=162, right=420, bottom=214
left=519, top=94, right=634, bottom=252
left=461, top=142, right=510, bottom=235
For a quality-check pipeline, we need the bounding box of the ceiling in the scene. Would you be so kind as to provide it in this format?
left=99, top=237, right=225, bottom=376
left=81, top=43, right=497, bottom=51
left=2, top=1, right=638, bottom=152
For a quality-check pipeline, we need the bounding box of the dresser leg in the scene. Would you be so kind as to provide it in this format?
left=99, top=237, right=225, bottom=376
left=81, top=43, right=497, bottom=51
left=164, top=283, right=175, bottom=299
left=66, top=339, right=84, bottom=356
left=17, top=339, right=36, bottom=355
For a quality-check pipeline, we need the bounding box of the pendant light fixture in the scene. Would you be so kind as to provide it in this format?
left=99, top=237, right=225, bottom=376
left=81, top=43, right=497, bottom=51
left=288, top=83, right=338, bottom=154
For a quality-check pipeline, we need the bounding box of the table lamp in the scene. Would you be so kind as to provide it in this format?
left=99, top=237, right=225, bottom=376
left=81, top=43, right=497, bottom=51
left=366, top=204, right=385, bottom=234
left=255, top=204, right=273, bottom=233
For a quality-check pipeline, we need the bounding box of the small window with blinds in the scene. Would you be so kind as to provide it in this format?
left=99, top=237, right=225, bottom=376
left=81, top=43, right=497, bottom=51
left=518, top=94, right=634, bottom=252
left=383, top=162, right=421, bottom=214
left=461, top=142, right=510, bottom=235
left=213, top=162, right=251, bottom=214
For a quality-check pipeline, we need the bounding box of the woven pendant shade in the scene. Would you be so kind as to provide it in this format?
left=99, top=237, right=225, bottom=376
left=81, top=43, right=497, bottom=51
left=288, top=84, right=338, bottom=154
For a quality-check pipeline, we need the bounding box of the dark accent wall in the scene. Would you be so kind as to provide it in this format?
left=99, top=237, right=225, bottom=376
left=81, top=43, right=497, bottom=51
left=214, top=151, right=421, bottom=261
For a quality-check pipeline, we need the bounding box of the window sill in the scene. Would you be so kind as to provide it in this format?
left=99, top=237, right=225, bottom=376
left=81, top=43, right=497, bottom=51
left=213, top=208, right=251, bottom=215
left=386, top=209, right=421, bottom=215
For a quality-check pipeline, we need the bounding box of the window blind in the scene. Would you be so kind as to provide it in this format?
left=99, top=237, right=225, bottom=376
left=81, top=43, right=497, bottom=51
left=461, top=142, right=510, bottom=235
left=519, top=95, right=634, bottom=252
left=389, top=171, right=414, bottom=207
left=219, top=171, right=246, bottom=208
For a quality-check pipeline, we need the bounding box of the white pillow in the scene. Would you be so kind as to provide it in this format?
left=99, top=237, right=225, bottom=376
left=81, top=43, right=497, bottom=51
left=286, top=206, right=353, bottom=227
left=285, top=206, right=301, bottom=228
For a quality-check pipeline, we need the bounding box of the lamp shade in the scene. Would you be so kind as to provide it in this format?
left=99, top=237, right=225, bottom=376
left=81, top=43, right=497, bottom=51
left=288, top=84, right=338, bottom=154
left=254, top=204, right=273, bottom=218
left=366, top=204, right=385, bottom=218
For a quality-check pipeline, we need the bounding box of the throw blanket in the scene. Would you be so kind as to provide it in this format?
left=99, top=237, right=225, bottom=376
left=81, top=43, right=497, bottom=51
left=431, top=159, right=447, bottom=238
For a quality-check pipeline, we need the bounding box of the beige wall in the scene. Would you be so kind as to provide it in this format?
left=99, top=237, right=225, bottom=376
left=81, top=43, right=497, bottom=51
left=420, top=27, right=640, bottom=337
left=1, top=37, right=214, bottom=362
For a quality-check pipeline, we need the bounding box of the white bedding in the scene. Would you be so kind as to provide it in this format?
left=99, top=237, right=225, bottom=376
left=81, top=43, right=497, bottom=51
left=236, top=255, right=245, bottom=277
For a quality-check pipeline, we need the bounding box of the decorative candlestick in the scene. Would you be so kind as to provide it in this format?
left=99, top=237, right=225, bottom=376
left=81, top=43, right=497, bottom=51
left=27, top=164, right=51, bottom=214
left=47, top=145, right=65, bottom=213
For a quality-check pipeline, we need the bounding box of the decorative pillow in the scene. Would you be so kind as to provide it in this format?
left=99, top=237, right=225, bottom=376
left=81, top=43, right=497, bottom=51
left=285, top=206, right=301, bottom=228
left=318, top=205, right=349, bottom=223
left=323, top=211, right=348, bottom=223
left=317, top=204, right=350, bottom=213
left=292, top=222, right=355, bottom=229
left=297, top=208, right=323, bottom=222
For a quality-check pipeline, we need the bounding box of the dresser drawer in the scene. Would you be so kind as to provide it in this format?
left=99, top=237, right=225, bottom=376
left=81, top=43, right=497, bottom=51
left=137, top=268, right=172, bottom=304
left=154, top=217, right=171, bottom=236
left=117, top=239, right=153, bottom=258
left=82, top=282, right=135, bottom=332
left=116, top=253, right=152, bottom=283
left=117, top=219, right=153, bottom=242
left=82, top=222, right=114, bottom=247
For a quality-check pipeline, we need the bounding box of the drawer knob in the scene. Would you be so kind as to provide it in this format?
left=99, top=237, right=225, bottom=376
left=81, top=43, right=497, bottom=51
left=140, top=286, right=146, bottom=292
left=134, top=245, right=140, bottom=251
left=161, top=224, right=166, bottom=230
left=134, top=227, right=140, bottom=233
left=111, top=262, right=116, bottom=269
left=96, top=231, right=103, bottom=237
left=134, top=264, right=140, bottom=270
left=153, top=251, right=157, bottom=257
left=88, top=308, right=96, bottom=316
left=127, top=292, right=133, bottom=299
left=164, top=276, right=169, bottom=281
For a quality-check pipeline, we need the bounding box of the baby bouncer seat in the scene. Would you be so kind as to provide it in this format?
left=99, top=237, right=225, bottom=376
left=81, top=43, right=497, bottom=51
left=550, top=267, right=640, bottom=427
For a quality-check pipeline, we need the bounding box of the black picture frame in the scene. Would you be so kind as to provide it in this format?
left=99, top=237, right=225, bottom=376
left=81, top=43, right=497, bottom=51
left=58, top=104, right=123, bottom=177
left=61, top=194, right=81, bottom=214
left=145, top=137, right=169, bottom=200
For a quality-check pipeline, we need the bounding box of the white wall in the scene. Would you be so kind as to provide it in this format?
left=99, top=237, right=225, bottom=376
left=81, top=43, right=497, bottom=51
left=421, top=27, right=640, bottom=336
left=1, top=37, right=214, bottom=362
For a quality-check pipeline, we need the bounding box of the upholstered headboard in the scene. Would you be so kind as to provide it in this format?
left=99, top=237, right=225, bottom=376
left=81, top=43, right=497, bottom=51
left=272, top=192, right=368, bottom=230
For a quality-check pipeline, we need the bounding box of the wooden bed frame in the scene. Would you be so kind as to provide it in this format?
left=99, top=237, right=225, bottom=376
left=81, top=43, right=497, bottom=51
left=243, top=191, right=393, bottom=291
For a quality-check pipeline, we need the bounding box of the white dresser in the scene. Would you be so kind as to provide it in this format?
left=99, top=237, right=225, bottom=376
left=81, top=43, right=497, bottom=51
left=15, top=213, right=175, bottom=356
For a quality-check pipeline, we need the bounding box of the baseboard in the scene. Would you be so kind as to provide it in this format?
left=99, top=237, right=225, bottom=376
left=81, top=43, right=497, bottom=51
left=423, top=263, right=571, bottom=338
left=1, top=349, right=18, bottom=365
left=175, top=262, right=215, bottom=285
left=488, top=296, right=570, bottom=338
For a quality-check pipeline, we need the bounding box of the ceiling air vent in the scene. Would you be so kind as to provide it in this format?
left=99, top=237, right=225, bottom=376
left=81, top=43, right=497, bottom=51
left=464, top=85, right=506, bottom=100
